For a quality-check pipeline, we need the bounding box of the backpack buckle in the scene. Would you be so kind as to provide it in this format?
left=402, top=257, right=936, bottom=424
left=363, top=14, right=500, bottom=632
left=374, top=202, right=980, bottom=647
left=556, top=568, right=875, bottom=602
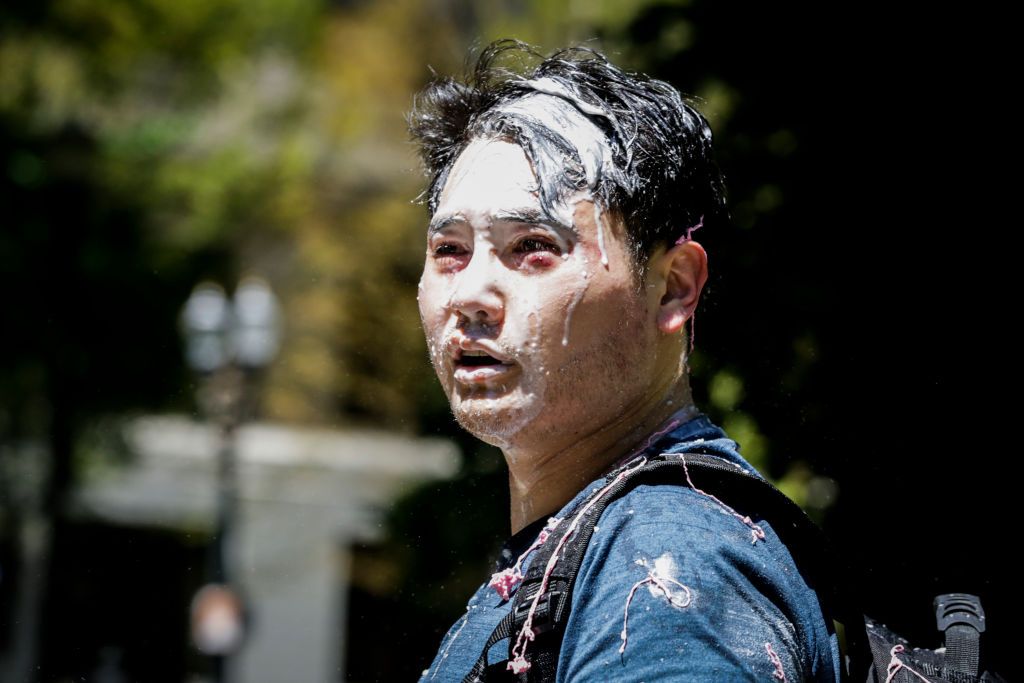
left=513, top=589, right=567, bottom=635
left=934, top=593, right=985, bottom=633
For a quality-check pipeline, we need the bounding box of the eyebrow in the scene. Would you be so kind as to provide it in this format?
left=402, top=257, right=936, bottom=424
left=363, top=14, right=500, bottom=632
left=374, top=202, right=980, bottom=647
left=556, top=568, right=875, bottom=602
left=428, top=208, right=576, bottom=236
left=427, top=214, right=463, bottom=235
left=493, top=208, right=576, bottom=235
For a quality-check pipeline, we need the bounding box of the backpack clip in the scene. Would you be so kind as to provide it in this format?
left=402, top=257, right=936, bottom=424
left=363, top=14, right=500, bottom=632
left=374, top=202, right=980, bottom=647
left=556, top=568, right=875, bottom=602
left=513, top=589, right=567, bottom=636
left=934, top=593, right=986, bottom=633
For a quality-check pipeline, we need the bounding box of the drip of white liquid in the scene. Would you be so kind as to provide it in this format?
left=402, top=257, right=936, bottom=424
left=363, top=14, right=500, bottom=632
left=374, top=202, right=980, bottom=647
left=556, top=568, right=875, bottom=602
left=592, top=201, right=609, bottom=268
left=562, top=270, right=591, bottom=346
left=527, top=310, right=540, bottom=351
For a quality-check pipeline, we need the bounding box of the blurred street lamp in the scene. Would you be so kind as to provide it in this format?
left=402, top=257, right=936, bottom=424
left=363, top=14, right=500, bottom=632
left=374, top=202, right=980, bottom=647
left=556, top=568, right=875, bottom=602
left=231, top=277, right=282, bottom=369
left=181, top=283, right=232, bottom=374
left=182, top=278, right=282, bottom=374
left=180, top=276, right=281, bottom=681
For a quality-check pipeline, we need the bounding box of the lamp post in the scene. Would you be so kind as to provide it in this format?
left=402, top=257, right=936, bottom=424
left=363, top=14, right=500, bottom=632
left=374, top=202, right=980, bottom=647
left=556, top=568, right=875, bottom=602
left=180, top=276, right=281, bottom=682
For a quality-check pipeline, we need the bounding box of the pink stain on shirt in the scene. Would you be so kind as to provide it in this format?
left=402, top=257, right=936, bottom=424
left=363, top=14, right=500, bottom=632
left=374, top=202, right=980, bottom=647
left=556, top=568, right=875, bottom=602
left=765, top=642, right=787, bottom=681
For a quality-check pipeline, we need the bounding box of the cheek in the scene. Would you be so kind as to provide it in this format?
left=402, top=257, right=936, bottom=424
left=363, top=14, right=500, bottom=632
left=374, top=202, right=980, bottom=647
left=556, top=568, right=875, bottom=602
left=417, top=270, right=445, bottom=319
left=417, top=277, right=448, bottom=354
left=573, top=281, right=646, bottom=344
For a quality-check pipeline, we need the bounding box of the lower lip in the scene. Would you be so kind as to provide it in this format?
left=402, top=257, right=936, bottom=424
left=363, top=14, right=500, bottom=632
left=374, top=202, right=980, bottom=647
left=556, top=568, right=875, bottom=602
left=454, top=362, right=516, bottom=384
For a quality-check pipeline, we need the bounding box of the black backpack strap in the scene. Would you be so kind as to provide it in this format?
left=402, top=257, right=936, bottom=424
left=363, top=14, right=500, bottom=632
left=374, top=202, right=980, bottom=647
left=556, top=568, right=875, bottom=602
left=472, top=451, right=868, bottom=682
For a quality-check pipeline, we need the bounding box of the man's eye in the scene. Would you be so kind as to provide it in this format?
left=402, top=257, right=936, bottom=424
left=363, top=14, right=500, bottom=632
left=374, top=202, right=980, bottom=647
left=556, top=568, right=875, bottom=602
left=433, top=243, right=467, bottom=257
left=515, top=238, right=559, bottom=254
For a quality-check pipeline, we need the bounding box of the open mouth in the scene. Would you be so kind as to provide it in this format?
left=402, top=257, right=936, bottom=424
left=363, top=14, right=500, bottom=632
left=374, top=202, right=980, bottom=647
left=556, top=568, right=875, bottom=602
left=458, top=350, right=504, bottom=367
left=454, top=349, right=515, bottom=383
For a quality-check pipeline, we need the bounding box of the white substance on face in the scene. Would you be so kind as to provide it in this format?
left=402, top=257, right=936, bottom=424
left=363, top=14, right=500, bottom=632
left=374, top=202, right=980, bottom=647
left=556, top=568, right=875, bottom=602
left=422, top=139, right=648, bottom=461
left=432, top=143, right=604, bottom=445
left=444, top=248, right=549, bottom=449
left=429, top=148, right=546, bottom=450
left=526, top=310, right=540, bottom=352
left=491, top=271, right=547, bottom=440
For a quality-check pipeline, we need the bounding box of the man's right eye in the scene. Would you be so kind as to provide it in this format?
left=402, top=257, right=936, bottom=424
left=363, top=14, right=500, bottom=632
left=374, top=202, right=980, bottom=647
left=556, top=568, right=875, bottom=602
left=433, top=243, right=467, bottom=257
left=431, top=243, right=470, bottom=269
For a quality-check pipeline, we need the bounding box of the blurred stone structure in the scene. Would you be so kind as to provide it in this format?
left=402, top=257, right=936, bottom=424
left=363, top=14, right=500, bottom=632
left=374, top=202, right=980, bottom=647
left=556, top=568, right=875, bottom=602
left=3, top=416, right=458, bottom=683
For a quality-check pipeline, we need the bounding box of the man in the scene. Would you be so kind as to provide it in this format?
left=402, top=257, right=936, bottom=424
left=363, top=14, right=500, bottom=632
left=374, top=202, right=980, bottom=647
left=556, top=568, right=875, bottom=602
left=410, top=41, right=840, bottom=681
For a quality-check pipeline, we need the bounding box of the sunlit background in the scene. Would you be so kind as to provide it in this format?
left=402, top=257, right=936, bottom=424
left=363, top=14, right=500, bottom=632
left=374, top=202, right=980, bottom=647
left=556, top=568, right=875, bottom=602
left=1, top=1, right=1013, bottom=681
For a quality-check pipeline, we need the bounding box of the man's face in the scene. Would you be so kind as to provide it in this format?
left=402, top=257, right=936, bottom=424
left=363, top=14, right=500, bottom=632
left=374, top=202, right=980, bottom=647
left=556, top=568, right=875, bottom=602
left=418, top=139, right=669, bottom=452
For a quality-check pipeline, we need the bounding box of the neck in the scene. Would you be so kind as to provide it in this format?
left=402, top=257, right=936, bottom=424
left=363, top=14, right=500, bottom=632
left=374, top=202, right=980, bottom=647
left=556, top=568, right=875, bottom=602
left=504, top=382, right=696, bottom=534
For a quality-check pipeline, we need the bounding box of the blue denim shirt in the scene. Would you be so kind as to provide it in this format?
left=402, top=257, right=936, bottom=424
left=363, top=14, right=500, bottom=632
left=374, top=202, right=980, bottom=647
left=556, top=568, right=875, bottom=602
left=419, top=415, right=842, bottom=682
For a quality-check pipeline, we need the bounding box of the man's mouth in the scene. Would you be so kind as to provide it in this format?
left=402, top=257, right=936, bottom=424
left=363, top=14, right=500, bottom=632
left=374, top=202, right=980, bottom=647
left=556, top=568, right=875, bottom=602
left=454, top=349, right=515, bottom=383
left=459, top=350, right=503, bottom=367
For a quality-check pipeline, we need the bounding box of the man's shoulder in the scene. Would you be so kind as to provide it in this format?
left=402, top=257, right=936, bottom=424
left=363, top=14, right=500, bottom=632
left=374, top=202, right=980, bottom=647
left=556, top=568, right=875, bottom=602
left=582, top=480, right=735, bottom=545
left=574, top=477, right=775, bottom=587
left=553, top=471, right=840, bottom=681
left=572, top=460, right=822, bottom=604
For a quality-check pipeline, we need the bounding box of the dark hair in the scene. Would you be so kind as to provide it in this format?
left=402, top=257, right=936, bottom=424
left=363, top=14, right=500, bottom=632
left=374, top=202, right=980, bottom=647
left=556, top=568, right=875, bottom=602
left=408, top=39, right=727, bottom=262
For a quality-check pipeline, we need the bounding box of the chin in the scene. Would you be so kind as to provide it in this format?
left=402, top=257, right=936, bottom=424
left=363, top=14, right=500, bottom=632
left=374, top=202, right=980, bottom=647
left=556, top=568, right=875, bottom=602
left=451, top=390, right=542, bottom=448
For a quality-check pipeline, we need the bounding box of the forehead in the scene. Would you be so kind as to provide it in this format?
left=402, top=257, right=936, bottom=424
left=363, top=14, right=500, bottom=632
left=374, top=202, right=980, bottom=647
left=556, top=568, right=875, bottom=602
left=433, top=139, right=540, bottom=224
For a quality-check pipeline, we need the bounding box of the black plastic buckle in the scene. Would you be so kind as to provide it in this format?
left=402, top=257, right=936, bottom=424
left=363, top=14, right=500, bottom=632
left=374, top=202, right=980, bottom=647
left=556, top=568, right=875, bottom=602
left=934, top=593, right=986, bottom=633
left=513, top=589, right=566, bottom=635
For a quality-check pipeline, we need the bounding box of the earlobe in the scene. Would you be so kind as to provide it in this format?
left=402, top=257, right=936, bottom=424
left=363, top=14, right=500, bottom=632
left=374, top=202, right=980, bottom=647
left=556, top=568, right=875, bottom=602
left=655, top=241, right=708, bottom=335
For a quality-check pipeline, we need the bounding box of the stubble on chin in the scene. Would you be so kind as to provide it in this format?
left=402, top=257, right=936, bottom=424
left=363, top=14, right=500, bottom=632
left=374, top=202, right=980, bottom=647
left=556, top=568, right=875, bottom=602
left=449, top=384, right=540, bottom=447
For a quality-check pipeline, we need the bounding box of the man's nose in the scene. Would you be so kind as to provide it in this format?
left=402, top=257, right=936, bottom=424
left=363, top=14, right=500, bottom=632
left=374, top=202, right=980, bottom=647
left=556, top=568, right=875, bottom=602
left=449, top=251, right=504, bottom=324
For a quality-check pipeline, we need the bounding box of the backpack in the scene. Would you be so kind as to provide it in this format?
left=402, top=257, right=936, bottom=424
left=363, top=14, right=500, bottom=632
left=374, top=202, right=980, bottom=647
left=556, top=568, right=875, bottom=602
left=462, top=451, right=1005, bottom=683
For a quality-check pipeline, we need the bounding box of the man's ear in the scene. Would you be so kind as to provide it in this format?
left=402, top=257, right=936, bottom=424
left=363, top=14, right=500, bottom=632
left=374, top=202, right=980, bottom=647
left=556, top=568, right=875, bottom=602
left=654, top=241, right=708, bottom=334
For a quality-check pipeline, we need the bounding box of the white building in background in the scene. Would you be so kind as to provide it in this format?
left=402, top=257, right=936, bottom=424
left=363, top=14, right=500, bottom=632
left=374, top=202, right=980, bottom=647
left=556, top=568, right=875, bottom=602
left=71, top=415, right=459, bottom=683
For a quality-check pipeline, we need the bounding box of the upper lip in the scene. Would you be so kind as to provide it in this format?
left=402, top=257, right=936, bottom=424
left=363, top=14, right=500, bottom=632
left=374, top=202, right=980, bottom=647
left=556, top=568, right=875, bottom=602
left=447, top=337, right=513, bottom=365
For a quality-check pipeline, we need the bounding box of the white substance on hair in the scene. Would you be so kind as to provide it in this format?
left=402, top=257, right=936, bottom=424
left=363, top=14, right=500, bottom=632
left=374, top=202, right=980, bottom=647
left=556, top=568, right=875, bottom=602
left=492, top=92, right=615, bottom=202
left=490, top=87, right=619, bottom=271
left=524, top=77, right=611, bottom=119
